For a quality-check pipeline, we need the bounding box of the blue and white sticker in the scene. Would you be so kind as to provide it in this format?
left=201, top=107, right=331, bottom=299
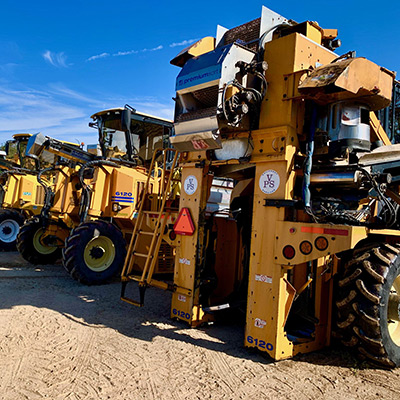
left=259, top=170, right=280, bottom=195
left=254, top=318, right=267, bottom=328
left=111, top=191, right=134, bottom=203
left=184, top=175, right=198, bottom=195
left=179, top=257, right=191, bottom=265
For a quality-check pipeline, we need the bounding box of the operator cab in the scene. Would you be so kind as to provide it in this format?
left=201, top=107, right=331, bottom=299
left=25, top=133, right=85, bottom=167
left=89, top=106, right=173, bottom=165
left=4, top=133, right=36, bottom=169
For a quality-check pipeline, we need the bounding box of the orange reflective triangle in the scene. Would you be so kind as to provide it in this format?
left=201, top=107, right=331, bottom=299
left=173, top=207, right=195, bottom=236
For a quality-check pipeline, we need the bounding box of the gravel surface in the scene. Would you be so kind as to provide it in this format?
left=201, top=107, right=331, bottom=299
left=0, top=253, right=399, bottom=399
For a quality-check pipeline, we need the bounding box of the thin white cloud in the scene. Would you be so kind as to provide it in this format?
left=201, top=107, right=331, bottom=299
left=42, top=50, right=69, bottom=68
left=40, top=119, right=99, bottom=146
left=89, top=45, right=163, bottom=61
left=169, top=38, right=199, bottom=48
left=0, top=83, right=174, bottom=145
left=100, top=94, right=174, bottom=120
left=113, top=50, right=138, bottom=57
left=145, top=45, right=163, bottom=52
left=47, top=83, right=106, bottom=108
left=113, top=45, right=163, bottom=56
left=124, top=99, right=173, bottom=120
left=0, top=86, right=86, bottom=132
left=87, top=52, right=110, bottom=61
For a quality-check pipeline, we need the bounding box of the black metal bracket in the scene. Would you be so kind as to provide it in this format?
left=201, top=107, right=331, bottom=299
left=195, top=159, right=206, bottom=169
left=263, top=199, right=301, bottom=208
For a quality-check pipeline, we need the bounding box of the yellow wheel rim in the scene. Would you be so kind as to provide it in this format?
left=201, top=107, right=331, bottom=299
left=83, top=236, right=115, bottom=272
left=33, top=228, right=57, bottom=255
left=388, top=275, right=400, bottom=345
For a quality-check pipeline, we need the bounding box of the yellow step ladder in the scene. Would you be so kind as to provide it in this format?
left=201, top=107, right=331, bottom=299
left=121, top=148, right=179, bottom=306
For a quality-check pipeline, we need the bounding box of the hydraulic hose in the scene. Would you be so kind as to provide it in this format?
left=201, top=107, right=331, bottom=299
left=37, top=166, right=62, bottom=219
left=78, top=159, right=120, bottom=188
left=222, top=78, right=266, bottom=127
left=78, top=160, right=120, bottom=223
left=302, top=105, right=318, bottom=214
left=357, top=167, right=397, bottom=228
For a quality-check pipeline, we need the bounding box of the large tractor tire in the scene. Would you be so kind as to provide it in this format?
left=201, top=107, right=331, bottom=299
left=0, top=210, right=25, bottom=251
left=336, top=242, right=400, bottom=368
left=62, top=220, right=126, bottom=285
left=16, top=217, right=62, bottom=264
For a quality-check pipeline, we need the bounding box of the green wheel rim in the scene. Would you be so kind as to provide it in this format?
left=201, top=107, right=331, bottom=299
left=388, top=275, right=400, bottom=345
left=83, top=235, right=115, bottom=272
left=33, top=228, right=57, bottom=255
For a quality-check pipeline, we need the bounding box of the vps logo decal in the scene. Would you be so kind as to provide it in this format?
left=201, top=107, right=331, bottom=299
left=259, top=170, right=280, bottom=195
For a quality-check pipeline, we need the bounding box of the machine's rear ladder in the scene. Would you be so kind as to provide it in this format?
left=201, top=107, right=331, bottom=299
left=121, top=148, right=179, bottom=306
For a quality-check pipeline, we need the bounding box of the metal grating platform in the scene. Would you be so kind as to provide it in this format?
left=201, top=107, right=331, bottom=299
left=176, top=106, right=217, bottom=123
left=222, top=17, right=261, bottom=51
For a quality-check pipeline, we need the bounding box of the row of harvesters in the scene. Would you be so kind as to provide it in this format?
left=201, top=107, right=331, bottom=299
left=2, top=5, right=400, bottom=368
left=1, top=107, right=177, bottom=285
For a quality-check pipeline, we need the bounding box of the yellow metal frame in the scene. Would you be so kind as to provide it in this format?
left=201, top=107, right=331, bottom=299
left=168, top=25, right=398, bottom=362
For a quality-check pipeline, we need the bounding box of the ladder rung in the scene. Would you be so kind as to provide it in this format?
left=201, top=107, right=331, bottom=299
left=126, top=274, right=142, bottom=281
left=121, top=296, right=144, bottom=307
left=139, top=230, right=156, bottom=236
left=133, top=252, right=153, bottom=258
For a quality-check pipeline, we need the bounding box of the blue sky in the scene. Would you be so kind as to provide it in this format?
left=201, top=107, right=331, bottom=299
left=0, top=0, right=399, bottom=146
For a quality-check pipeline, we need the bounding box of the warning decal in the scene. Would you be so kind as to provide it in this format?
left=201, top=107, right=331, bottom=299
left=255, top=274, right=272, bottom=284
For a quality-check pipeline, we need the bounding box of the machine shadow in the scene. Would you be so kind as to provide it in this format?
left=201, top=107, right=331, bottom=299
left=0, top=259, right=355, bottom=368
left=0, top=261, right=271, bottom=365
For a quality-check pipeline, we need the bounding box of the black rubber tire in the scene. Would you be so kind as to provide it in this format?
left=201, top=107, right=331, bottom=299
left=336, top=242, right=400, bottom=368
left=16, top=217, right=62, bottom=264
left=62, top=220, right=126, bottom=285
left=0, top=209, right=25, bottom=251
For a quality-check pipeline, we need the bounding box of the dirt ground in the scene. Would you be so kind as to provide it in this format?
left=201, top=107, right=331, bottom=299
left=0, top=254, right=400, bottom=400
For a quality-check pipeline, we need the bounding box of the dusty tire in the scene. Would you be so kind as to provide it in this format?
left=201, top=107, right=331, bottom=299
left=0, top=210, right=25, bottom=251
left=336, top=242, right=400, bottom=368
left=16, top=218, right=61, bottom=264
left=62, top=220, right=126, bottom=285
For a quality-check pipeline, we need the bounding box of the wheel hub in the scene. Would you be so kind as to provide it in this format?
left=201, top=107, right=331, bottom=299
left=0, top=219, right=20, bottom=243
left=83, top=235, right=115, bottom=272
left=2, top=226, right=12, bottom=235
left=89, top=246, right=105, bottom=260
left=32, top=228, right=58, bottom=255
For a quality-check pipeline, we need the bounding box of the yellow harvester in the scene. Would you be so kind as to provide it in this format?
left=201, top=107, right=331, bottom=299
left=17, top=107, right=176, bottom=285
left=62, top=107, right=177, bottom=285
left=121, top=6, right=400, bottom=368
left=0, top=133, right=53, bottom=250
